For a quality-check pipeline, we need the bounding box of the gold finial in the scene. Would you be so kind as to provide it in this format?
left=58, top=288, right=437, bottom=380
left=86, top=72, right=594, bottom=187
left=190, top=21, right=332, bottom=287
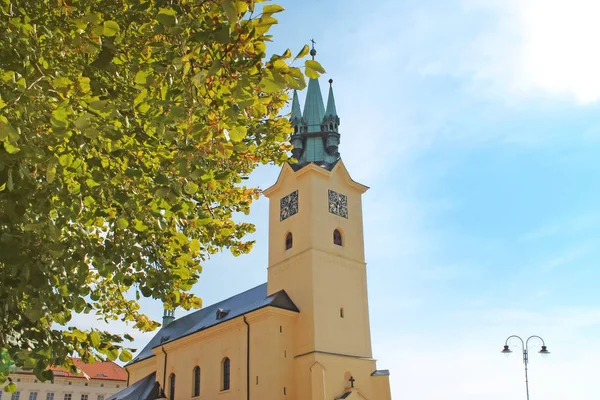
left=310, top=38, right=317, bottom=60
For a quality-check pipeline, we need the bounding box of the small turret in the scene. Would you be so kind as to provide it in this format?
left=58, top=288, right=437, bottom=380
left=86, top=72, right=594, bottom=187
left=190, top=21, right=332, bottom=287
left=324, top=79, right=340, bottom=155
left=162, top=308, right=175, bottom=328
left=290, top=90, right=304, bottom=160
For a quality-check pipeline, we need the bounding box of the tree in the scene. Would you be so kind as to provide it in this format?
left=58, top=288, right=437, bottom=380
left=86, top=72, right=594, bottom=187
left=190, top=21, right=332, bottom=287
left=0, top=0, right=325, bottom=388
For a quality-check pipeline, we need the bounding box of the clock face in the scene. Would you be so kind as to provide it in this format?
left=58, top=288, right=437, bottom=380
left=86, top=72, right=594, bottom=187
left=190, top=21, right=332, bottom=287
left=280, top=190, right=299, bottom=221
left=328, top=189, right=348, bottom=218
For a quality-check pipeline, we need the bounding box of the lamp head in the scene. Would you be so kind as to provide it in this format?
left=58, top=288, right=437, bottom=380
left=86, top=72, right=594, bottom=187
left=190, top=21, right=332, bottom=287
left=539, top=345, right=550, bottom=357
left=501, top=345, right=512, bottom=358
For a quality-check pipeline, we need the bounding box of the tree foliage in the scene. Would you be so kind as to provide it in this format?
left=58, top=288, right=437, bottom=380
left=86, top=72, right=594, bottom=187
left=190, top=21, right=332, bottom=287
left=0, top=0, right=324, bottom=387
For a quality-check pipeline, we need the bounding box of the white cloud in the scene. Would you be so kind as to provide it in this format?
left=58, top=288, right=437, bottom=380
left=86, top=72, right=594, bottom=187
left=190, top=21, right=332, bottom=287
left=464, top=0, right=600, bottom=103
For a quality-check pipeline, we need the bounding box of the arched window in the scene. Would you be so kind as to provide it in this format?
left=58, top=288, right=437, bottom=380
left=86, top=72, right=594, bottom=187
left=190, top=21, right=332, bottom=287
left=221, top=358, right=231, bottom=391
left=340, top=307, right=345, bottom=318
left=333, top=229, right=342, bottom=246
left=192, top=366, right=200, bottom=397
left=329, top=123, right=333, bottom=130
left=285, top=232, right=293, bottom=250
left=169, top=373, right=176, bottom=400
left=294, top=126, right=298, bottom=133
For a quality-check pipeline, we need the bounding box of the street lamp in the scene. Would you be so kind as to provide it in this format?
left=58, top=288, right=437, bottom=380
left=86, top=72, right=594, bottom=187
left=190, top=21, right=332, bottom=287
left=501, top=335, right=550, bottom=400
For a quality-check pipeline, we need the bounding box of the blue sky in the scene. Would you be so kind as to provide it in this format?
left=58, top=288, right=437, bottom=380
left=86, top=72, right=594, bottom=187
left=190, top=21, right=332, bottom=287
left=74, top=1, right=600, bottom=398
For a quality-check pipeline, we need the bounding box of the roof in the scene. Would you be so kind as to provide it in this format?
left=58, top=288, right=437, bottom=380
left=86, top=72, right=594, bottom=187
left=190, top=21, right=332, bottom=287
left=128, top=283, right=298, bottom=366
left=291, top=90, right=303, bottom=123
left=325, top=83, right=338, bottom=118
left=107, top=372, right=158, bottom=400
left=45, top=358, right=126, bottom=381
left=371, top=369, right=390, bottom=376
left=302, top=78, right=326, bottom=132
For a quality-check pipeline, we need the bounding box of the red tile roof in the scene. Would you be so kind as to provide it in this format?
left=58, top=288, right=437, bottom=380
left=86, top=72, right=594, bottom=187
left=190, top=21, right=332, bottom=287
left=50, top=358, right=127, bottom=382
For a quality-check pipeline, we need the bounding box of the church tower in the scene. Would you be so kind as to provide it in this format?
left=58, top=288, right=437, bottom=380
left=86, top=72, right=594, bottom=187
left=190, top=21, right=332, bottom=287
left=263, top=49, right=391, bottom=400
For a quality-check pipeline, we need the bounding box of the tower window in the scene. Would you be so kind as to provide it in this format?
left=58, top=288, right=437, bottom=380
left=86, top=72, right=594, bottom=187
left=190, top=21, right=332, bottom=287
left=294, top=126, right=298, bottom=133
left=340, top=307, right=345, bottom=318
left=169, top=373, right=176, bottom=400
left=192, top=366, right=200, bottom=397
left=333, top=229, right=343, bottom=246
left=329, top=123, right=333, bottom=130
left=221, top=357, right=231, bottom=391
left=285, top=232, right=293, bottom=250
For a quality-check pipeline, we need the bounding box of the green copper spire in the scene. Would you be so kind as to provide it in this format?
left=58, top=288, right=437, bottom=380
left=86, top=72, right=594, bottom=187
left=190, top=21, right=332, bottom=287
left=290, top=90, right=302, bottom=124
left=289, top=43, right=341, bottom=171
left=324, top=79, right=338, bottom=118
left=302, top=78, right=326, bottom=133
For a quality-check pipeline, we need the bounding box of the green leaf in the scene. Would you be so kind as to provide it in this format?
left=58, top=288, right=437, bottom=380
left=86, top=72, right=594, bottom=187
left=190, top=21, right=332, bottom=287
left=157, top=8, right=177, bottom=26
left=0, top=120, right=19, bottom=141
left=58, top=154, right=74, bottom=167
left=3, top=142, right=20, bottom=154
left=78, top=77, right=91, bottom=93
left=222, top=0, right=238, bottom=25
left=53, top=77, right=73, bottom=88
left=118, top=349, right=132, bottom=363
left=228, top=126, right=247, bottom=142
left=86, top=179, right=100, bottom=188
left=183, top=182, right=198, bottom=194
left=5, top=382, right=16, bottom=393
left=207, top=59, right=221, bottom=77
left=261, top=77, right=286, bottom=93
left=190, top=239, right=200, bottom=252
left=134, top=70, right=149, bottom=85
left=103, top=21, right=120, bottom=37
left=134, top=220, right=148, bottom=232
left=74, top=113, right=93, bottom=130
left=46, top=165, right=56, bottom=183
left=90, top=331, right=101, bottom=348
left=105, top=347, right=118, bottom=361
left=116, top=218, right=129, bottom=229
left=51, top=108, right=69, bottom=128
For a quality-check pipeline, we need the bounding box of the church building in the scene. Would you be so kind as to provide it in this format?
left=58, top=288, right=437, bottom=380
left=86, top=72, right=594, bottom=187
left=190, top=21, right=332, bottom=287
left=109, top=54, right=392, bottom=400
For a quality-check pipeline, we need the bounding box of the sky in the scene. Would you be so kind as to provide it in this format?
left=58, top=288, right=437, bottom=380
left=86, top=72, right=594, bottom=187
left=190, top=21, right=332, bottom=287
left=73, top=1, right=600, bottom=399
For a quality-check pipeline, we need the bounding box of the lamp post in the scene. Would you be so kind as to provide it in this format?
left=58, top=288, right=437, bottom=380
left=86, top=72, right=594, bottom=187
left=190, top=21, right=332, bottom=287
left=501, top=335, right=550, bottom=400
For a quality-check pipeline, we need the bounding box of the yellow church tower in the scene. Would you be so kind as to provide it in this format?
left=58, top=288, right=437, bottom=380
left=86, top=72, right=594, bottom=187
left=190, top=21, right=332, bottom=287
left=263, top=48, right=391, bottom=400
left=113, top=47, right=391, bottom=400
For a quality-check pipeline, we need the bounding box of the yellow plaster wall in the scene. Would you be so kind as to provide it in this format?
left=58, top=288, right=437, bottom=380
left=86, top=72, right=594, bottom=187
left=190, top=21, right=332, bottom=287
left=126, top=358, right=156, bottom=386
left=265, top=162, right=373, bottom=358
left=7, top=372, right=125, bottom=400
left=265, top=161, right=392, bottom=399
left=126, top=309, right=298, bottom=400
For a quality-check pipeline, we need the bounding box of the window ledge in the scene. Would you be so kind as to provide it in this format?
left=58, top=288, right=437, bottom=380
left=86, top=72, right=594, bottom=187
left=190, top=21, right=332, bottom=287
left=219, top=390, right=231, bottom=394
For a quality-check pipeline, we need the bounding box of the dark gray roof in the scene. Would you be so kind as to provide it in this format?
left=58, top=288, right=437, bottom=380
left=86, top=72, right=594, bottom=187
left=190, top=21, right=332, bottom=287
left=371, top=369, right=390, bottom=376
left=107, top=372, right=157, bottom=400
left=128, top=283, right=298, bottom=366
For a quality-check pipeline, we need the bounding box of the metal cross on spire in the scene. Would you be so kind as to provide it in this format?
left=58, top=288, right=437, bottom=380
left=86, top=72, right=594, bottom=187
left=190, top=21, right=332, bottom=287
left=310, top=38, right=317, bottom=60
left=349, top=376, right=355, bottom=388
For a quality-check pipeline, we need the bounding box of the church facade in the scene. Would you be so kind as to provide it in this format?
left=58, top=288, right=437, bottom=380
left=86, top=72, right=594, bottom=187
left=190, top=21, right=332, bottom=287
left=109, top=70, right=392, bottom=400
